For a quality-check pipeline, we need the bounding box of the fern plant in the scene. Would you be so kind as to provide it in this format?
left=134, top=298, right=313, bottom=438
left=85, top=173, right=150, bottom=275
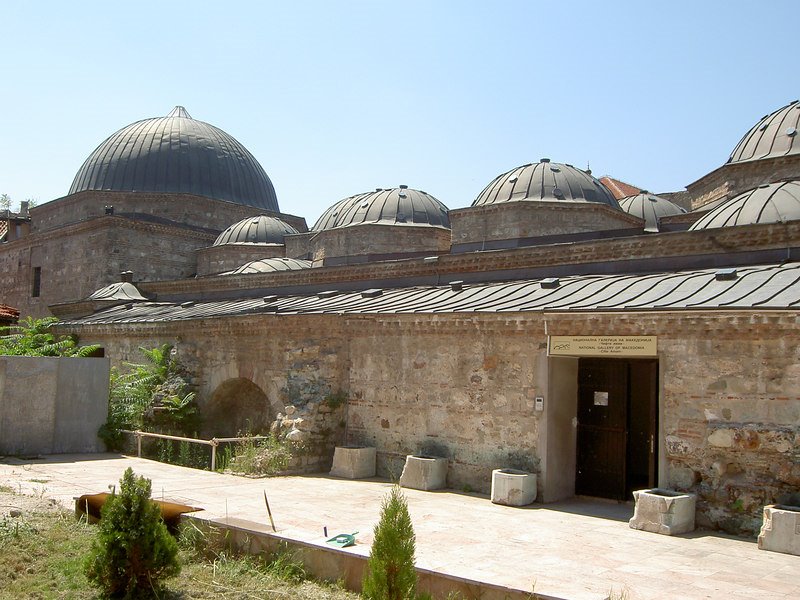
left=0, top=316, right=100, bottom=357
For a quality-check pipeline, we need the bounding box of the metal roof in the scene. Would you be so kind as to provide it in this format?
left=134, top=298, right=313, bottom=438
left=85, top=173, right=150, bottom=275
left=619, top=192, right=686, bottom=232
left=473, top=159, right=620, bottom=208
left=689, top=180, right=800, bottom=230
left=67, top=262, right=800, bottom=325
left=728, top=100, right=800, bottom=164
left=312, top=187, right=450, bottom=231
left=220, top=257, right=312, bottom=275
left=88, top=282, right=148, bottom=301
left=213, top=215, right=298, bottom=246
left=69, top=106, right=279, bottom=211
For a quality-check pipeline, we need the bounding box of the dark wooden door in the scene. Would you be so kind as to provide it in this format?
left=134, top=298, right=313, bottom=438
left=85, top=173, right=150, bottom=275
left=576, top=358, right=629, bottom=500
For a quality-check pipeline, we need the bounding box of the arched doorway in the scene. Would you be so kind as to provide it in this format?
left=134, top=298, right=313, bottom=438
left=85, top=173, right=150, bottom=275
left=204, top=378, right=272, bottom=437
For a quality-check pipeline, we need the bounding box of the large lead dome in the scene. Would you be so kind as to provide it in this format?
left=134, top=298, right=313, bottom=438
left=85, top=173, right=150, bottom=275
left=69, top=106, right=279, bottom=211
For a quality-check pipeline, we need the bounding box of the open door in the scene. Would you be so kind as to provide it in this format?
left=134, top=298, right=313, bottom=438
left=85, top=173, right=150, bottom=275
left=576, top=358, right=658, bottom=501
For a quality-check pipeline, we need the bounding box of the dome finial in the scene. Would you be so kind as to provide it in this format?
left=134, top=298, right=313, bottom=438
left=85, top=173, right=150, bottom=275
left=167, top=106, right=192, bottom=119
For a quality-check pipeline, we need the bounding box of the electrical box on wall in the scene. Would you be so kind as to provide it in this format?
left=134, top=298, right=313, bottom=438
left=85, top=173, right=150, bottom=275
left=535, top=396, right=544, bottom=412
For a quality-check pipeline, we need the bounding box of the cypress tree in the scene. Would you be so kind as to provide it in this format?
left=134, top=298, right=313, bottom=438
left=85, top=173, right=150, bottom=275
left=362, top=485, right=418, bottom=600
left=85, top=468, right=180, bottom=598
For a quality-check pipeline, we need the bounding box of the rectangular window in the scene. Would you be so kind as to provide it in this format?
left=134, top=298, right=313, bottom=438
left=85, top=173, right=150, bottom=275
left=32, top=266, right=41, bottom=297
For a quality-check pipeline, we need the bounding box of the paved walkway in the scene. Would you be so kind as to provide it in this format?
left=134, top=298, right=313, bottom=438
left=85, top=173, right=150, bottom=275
left=1, top=454, right=797, bottom=600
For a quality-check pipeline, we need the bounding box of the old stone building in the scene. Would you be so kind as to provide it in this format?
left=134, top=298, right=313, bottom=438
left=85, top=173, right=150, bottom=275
left=4, top=100, right=800, bottom=537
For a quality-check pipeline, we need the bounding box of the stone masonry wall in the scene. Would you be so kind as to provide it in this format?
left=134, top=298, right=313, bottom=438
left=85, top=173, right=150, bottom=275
left=687, top=155, right=800, bottom=210
left=195, top=244, right=286, bottom=277
left=66, top=309, right=800, bottom=536
left=449, top=201, right=643, bottom=246
left=344, top=315, right=542, bottom=491
left=32, top=190, right=308, bottom=234
left=1, top=219, right=215, bottom=319
left=309, top=225, right=451, bottom=266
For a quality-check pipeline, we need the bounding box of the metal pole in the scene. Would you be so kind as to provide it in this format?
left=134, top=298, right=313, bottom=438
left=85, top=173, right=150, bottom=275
left=211, top=442, right=217, bottom=471
left=136, top=432, right=142, bottom=457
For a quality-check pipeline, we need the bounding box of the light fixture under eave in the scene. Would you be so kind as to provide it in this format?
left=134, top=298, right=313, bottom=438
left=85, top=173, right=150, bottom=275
left=540, top=277, right=560, bottom=289
left=715, top=268, right=738, bottom=281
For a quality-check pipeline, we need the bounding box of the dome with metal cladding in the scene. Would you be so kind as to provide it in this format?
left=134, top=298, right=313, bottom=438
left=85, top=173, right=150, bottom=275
left=69, top=106, right=279, bottom=211
left=213, top=215, right=298, bottom=246
left=689, top=180, right=800, bottom=230
left=619, top=191, right=686, bottom=232
left=221, top=257, right=312, bottom=275
left=312, top=186, right=450, bottom=231
left=472, top=159, right=620, bottom=208
left=728, top=100, right=800, bottom=164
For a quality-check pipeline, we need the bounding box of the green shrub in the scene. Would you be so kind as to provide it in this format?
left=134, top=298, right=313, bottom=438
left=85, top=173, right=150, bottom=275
left=227, top=434, right=296, bottom=476
left=84, top=468, right=180, bottom=598
left=362, top=485, right=418, bottom=600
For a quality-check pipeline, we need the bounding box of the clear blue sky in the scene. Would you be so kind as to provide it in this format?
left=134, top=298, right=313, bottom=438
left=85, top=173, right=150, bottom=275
left=1, top=1, right=796, bottom=224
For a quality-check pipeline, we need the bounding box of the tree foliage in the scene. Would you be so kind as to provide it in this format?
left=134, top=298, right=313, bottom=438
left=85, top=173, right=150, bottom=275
left=100, top=344, right=199, bottom=449
left=362, top=485, right=418, bottom=600
left=84, top=468, right=180, bottom=598
left=0, top=316, right=100, bottom=357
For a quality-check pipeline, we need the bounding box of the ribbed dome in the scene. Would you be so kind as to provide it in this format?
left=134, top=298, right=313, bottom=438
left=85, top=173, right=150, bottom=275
left=689, top=180, right=800, bottom=230
left=213, top=215, right=298, bottom=246
left=728, top=100, right=800, bottom=164
left=69, top=106, right=279, bottom=211
left=619, top=191, right=686, bottom=232
left=473, top=159, right=620, bottom=208
left=312, top=186, right=450, bottom=232
left=221, top=257, right=312, bottom=275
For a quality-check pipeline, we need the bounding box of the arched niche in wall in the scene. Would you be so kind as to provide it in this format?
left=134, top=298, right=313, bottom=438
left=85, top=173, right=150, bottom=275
left=203, top=377, right=271, bottom=437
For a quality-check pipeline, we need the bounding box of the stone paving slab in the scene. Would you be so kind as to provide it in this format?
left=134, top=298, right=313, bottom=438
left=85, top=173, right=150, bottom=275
left=1, top=454, right=798, bottom=600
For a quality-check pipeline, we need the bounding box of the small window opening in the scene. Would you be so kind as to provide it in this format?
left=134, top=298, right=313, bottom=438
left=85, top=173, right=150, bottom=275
left=32, top=266, right=41, bottom=297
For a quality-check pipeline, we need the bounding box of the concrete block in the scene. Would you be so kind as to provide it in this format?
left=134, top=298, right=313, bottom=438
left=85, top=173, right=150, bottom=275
left=399, top=455, right=447, bottom=491
left=758, top=504, right=800, bottom=556
left=330, top=446, right=376, bottom=479
left=491, top=469, right=537, bottom=506
left=629, top=488, right=696, bottom=535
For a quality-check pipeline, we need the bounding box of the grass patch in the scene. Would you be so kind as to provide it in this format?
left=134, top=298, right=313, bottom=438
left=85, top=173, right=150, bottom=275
left=0, top=501, right=358, bottom=600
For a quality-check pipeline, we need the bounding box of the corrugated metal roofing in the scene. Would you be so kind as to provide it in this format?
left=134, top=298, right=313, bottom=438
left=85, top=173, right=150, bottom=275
left=689, top=180, right=800, bottom=230
left=69, top=106, right=279, bottom=211
left=619, top=192, right=686, bottom=232
left=313, top=187, right=450, bottom=231
left=67, top=262, right=800, bottom=325
left=213, top=215, right=298, bottom=246
left=728, top=100, right=800, bottom=164
left=473, top=159, right=620, bottom=208
left=221, top=257, right=312, bottom=275
left=88, top=282, right=148, bottom=301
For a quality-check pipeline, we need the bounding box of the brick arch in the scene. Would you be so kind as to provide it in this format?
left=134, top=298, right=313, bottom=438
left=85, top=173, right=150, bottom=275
left=203, top=377, right=271, bottom=437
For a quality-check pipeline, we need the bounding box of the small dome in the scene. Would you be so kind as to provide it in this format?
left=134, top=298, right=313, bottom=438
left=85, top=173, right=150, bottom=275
left=689, top=180, right=800, bottom=230
left=313, top=187, right=450, bottom=232
left=221, top=257, right=312, bottom=275
left=89, top=282, right=147, bottom=301
left=619, top=191, right=686, bottom=232
left=213, top=215, right=298, bottom=246
left=473, top=159, right=620, bottom=208
left=728, top=100, right=800, bottom=164
left=70, top=106, right=279, bottom=211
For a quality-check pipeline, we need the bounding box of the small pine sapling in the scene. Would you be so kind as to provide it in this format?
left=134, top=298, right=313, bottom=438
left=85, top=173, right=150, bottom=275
left=362, top=485, right=418, bottom=600
left=84, top=467, right=180, bottom=598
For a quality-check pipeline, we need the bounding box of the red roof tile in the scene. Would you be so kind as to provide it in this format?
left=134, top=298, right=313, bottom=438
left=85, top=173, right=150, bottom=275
left=599, top=176, right=642, bottom=200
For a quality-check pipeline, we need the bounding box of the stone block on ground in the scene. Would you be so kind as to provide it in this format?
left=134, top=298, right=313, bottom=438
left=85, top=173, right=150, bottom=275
left=629, top=488, right=696, bottom=535
left=758, top=504, right=800, bottom=556
left=329, top=446, right=376, bottom=479
left=399, top=455, right=448, bottom=491
left=491, top=469, right=537, bottom=506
